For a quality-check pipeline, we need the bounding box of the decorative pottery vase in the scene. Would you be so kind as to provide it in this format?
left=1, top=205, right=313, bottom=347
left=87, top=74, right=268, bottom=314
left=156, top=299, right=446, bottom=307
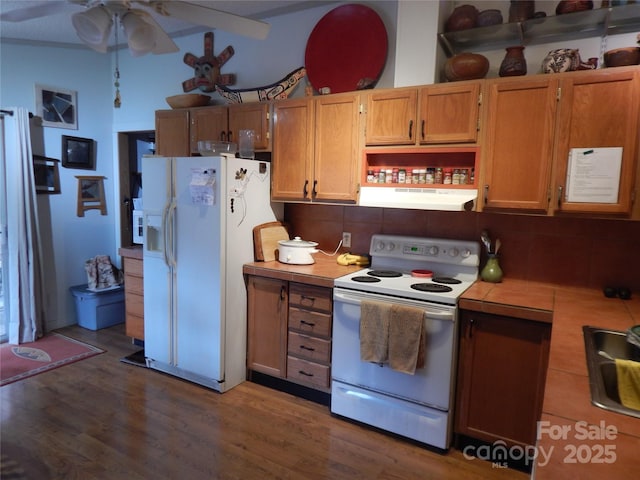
left=541, top=48, right=581, bottom=73
left=508, top=0, right=535, bottom=23
left=481, top=254, right=503, bottom=283
left=445, top=4, right=479, bottom=32
left=444, top=53, right=490, bottom=82
left=477, top=9, right=503, bottom=27
left=556, top=0, right=594, bottom=15
left=499, top=46, right=527, bottom=77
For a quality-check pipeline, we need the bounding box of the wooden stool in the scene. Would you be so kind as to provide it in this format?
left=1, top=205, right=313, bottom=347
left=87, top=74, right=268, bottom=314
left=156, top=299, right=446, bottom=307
left=76, top=176, right=106, bottom=216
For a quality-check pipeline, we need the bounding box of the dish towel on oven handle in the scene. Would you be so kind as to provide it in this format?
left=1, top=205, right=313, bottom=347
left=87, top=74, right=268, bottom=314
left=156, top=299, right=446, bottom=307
left=389, top=304, right=426, bottom=375
left=360, top=300, right=391, bottom=363
left=359, top=301, right=426, bottom=374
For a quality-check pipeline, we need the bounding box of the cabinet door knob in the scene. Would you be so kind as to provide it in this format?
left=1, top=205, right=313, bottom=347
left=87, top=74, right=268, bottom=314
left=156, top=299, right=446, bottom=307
left=557, top=186, right=563, bottom=209
left=408, top=120, right=414, bottom=140
left=312, top=180, right=318, bottom=198
left=303, top=180, right=309, bottom=198
left=483, top=185, right=489, bottom=205
left=421, top=119, right=426, bottom=140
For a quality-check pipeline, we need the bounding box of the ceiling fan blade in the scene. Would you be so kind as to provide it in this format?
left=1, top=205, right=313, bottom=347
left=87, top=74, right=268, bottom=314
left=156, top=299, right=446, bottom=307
left=0, top=1, right=83, bottom=22
left=136, top=12, right=179, bottom=55
left=152, top=1, right=270, bottom=40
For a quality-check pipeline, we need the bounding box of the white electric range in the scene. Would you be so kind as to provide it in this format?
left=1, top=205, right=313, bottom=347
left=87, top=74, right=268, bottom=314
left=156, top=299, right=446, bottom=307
left=331, top=234, right=480, bottom=450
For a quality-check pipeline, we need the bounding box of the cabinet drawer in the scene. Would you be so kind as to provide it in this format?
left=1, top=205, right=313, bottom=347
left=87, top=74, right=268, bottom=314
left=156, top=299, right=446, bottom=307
left=124, top=275, right=143, bottom=295
left=126, top=292, right=144, bottom=317
left=289, top=308, right=331, bottom=337
left=287, top=331, right=331, bottom=363
left=287, top=356, right=330, bottom=389
left=126, top=313, right=144, bottom=340
left=123, top=258, right=143, bottom=277
left=289, top=283, right=332, bottom=313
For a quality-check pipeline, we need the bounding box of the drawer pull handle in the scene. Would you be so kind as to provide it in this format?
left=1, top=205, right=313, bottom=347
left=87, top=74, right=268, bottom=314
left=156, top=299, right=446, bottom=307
left=300, top=320, right=315, bottom=327
left=300, top=345, right=315, bottom=352
left=298, top=370, right=314, bottom=377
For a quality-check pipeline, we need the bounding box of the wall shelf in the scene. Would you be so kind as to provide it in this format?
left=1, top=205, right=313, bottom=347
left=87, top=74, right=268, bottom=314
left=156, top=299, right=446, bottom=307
left=438, top=4, right=640, bottom=57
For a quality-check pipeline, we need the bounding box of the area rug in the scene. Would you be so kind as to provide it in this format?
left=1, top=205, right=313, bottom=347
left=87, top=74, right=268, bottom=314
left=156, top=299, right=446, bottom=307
left=0, top=333, right=104, bottom=386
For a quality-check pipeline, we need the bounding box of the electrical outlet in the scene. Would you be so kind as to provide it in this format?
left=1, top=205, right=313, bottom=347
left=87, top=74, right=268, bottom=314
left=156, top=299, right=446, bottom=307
left=342, top=232, right=352, bottom=249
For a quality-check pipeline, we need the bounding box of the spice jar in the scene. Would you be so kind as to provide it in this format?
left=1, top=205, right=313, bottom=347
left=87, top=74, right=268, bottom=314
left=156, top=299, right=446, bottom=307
left=426, top=168, right=435, bottom=184
left=443, top=168, right=452, bottom=184
left=452, top=169, right=461, bottom=185
left=435, top=167, right=443, bottom=184
left=392, top=168, right=399, bottom=183
left=385, top=169, right=393, bottom=183
left=367, top=169, right=375, bottom=183
left=378, top=169, right=386, bottom=183
left=398, top=169, right=406, bottom=184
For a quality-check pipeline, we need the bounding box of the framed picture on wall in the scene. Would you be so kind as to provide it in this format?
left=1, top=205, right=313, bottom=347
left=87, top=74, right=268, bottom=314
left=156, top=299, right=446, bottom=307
left=61, top=135, right=95, bottom=170
left=33, top=155, right=61, bottom=194
left=35, top=84, right=77, bottom=129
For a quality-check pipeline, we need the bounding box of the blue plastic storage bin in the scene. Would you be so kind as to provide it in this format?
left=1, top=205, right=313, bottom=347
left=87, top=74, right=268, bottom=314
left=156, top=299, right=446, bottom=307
left=69, top=284, right=125, bottom=330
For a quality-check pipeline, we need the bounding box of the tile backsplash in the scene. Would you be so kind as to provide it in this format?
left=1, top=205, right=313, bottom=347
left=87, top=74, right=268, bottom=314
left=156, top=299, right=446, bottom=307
left=284, top=204, right=640, bottom=291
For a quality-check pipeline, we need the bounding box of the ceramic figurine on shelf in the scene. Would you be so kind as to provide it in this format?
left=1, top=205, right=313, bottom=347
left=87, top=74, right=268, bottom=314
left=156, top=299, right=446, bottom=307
left=541, top=48, right=597, bottom=73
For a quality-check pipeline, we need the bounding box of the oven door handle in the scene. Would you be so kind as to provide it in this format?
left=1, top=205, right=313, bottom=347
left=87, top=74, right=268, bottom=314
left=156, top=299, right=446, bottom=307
left=333, top=291, right=455, bottom=321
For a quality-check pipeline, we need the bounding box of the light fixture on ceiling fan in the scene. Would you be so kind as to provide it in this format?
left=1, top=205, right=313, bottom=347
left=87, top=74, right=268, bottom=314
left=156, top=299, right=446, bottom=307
left=1, top=1, right=272, bottom=54
left=72, top=5, right=169, bottom=57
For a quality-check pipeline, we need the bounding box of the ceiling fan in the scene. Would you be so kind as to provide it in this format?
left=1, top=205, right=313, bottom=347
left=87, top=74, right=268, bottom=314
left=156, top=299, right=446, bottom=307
left=0, top=0, right=271, bottom=57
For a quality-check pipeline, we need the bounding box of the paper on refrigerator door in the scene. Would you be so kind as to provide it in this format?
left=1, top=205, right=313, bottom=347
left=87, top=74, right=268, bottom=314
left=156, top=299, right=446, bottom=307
left=189, top=168, right=216, bottom=205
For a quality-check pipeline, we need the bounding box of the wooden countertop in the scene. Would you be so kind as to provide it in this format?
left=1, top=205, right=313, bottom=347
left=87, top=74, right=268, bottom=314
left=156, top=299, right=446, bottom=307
left=243, top=263, right=640, bottom=478
left=460, top=279, right=640, bottom=479
left=243, top=254, right=364, bottom=288
left=118, top=245, right=143, bottom=260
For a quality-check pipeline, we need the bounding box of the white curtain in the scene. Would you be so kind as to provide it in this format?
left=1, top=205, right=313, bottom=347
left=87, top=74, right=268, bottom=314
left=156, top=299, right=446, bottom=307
left=0, top=107, right=44, bottom=344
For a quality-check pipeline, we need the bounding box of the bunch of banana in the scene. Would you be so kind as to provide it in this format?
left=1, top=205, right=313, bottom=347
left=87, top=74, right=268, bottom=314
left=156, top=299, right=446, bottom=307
left=337, top=253, right=370, bottom=266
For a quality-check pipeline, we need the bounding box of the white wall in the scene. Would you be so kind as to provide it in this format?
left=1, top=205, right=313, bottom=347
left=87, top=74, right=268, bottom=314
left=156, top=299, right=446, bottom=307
left=0, top=43, right=114, bottom=330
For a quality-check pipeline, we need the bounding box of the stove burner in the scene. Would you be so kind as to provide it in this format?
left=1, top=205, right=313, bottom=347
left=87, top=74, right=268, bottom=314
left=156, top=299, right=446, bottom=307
left=432, top=277, right=462, bottom=285
left=367, top=270, right=403, bottom=278
left=410, top=283, right=453, bottom=293
left=352, top=276, right=381, bottom=283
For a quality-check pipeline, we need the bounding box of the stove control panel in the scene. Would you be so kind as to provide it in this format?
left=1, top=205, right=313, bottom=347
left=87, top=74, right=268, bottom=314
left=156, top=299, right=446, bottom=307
left=370, top=234, right=480, bottom=267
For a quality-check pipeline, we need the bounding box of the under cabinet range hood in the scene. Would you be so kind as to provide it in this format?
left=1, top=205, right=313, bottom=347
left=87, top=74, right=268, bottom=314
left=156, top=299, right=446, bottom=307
left=358, top=186, right=477, bottom=211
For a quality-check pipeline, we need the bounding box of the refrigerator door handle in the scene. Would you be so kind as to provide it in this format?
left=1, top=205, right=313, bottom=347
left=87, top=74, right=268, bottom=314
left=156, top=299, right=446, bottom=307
left=162, top=202, right=171, bottom=267
left=167, top=201, right=177, bottom=268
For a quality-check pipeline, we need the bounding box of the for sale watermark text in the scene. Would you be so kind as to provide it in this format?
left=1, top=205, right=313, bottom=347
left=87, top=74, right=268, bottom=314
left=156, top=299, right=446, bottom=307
left=463, top=420, right=618, bottom=468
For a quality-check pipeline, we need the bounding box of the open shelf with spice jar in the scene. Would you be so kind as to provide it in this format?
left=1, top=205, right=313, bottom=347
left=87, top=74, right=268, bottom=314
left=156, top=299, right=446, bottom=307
left=362, top=147, right=479, bottom=188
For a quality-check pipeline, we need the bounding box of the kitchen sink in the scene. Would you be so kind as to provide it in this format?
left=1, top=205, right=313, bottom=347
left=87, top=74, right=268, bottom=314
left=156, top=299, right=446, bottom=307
left=583, top=326, right=640, bottom=419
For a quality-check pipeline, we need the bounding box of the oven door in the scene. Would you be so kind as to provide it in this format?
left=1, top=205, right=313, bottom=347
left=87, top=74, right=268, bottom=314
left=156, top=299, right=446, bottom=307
left=331, top=288, right=458, bottom=411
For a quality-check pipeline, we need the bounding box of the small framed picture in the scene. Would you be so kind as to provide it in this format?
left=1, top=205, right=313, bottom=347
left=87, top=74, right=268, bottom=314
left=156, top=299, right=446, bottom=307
left=35, top=84, right=77, bottom=129
left=33, top=155, right=61, bottom=194
left=62, top=135, right=95, bottom=170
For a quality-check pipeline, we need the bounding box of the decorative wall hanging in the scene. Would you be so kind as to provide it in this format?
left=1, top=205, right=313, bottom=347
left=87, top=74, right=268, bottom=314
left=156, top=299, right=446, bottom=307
left=182, top=32, right=236, bottom=93
left=35, top=84, right=77, bottom=129
left=62, top=135, right=95, bottom=170
left=76, top=176, right=106, bottom=216
left=33, top=155, right=61, bottom=194
left=304, top=4, right=388, bottom=94
left=215, top=67, right=306, bottom=103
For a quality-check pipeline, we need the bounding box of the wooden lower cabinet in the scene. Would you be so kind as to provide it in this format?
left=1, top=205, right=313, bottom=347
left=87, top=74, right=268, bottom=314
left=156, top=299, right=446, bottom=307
left=247, top=276, right=288, bottom=378
left=246, top=276, right=333, bottom=393
left=122, top=256, right=144, bottom=340
left=455, top=310, right=551, bottom=447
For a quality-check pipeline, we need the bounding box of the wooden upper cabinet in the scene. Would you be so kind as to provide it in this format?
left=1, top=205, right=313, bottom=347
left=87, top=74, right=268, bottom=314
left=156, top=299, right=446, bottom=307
left=418, top=82, right=481, bottom=144
left=272, top=98, right=314, bottom=201
left=155, top=109, right=190, bottom=157
left=553, top=68, right=640, bottom=215
left=228, top=102, right=270, bottom=150
left=481, top=76, right=559, bottom=212
left=313, top=93, right=361, bottom=202
left=272, top=93, right=361, bottom=203
left=365, top=88, right=418, bottom=145
left=189, top=106, right=228, bottom=154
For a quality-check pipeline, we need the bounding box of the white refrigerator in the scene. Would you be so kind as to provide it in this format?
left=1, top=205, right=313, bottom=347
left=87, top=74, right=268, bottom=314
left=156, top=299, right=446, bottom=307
left=142, top=154, right=282, bottom=392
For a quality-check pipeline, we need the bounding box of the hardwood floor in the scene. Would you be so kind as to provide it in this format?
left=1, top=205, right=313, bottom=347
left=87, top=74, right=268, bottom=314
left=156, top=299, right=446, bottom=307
left=1, top=324, right=527, bottom=480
